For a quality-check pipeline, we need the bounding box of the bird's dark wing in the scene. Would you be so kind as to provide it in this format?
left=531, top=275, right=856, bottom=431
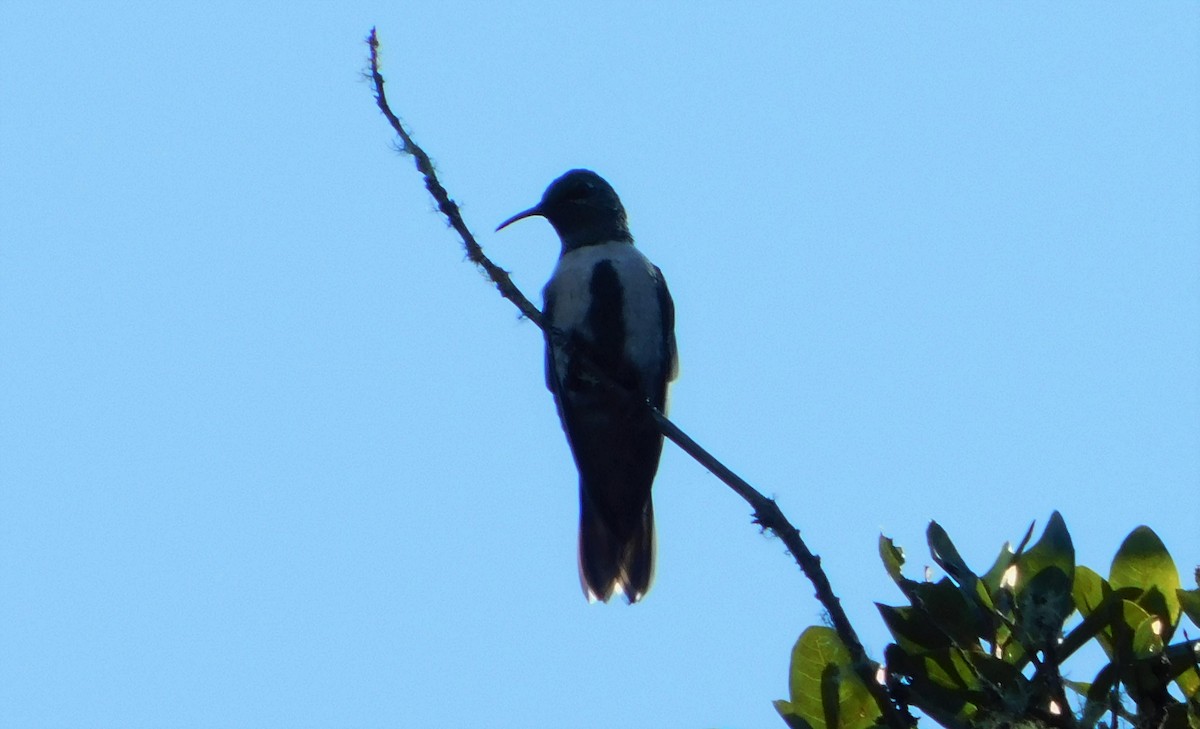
left=652, top=265, right=678, bottom=410
left=542, top=285, right=560, bottom=394
left=540, top=283, right=576, bottom=433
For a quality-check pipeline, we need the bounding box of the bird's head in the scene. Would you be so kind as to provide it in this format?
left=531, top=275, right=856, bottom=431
left=496, top=169, right=632, bottom=250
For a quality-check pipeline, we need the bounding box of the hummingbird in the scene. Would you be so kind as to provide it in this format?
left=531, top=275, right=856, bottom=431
left=497, top=169, right=678, bottom=603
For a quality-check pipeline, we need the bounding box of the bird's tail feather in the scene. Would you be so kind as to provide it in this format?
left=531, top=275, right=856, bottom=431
left=578, top=497, right=655, bottom=604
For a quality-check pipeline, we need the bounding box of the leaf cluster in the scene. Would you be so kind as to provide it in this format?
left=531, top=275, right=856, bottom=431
left=777, top=513, right=1200, bottom=729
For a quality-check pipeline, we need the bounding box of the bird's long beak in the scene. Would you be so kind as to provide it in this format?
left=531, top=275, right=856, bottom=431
left=495, top=205, right=543, bottom=232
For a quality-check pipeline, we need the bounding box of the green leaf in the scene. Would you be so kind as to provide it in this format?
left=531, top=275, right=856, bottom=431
left=884, top=644, right=978, bottom=725
left=1165, top=640, right=1200, bottom=699
left=923, top=649, right=977, bottom=693
left=911, top=578, right=985, bottom=648
left=1017, top=564, right=1074, bottom=651
left=1063, top=679, right=1090, bottom=697
left=1178, top=588, right=1200, bottom=628
left=1113, top=599, right=1153, bottom=658
left=1062, top=582, right=1142, bottom=660
left=879, top=534, right=909, bottom=591
left=1111, top=526, right=1182, bottom=640
left=1012, top=519, right=1037, bottom=559
left=928, top=522, right=973, bottom=584
left=1074, top=566, right=1107, bottom=618
left=1017, top=511, right=1075, bottom=583
left=927, top=523, right=995, bottom=640
left=1068, top=565, right=1139, bottom=659
left=775, top=700, right=817, bottom=729
left=879, top=603, right=951, bottom=654
left=1174, top=661, right=1200, bottom=702
left=784, top=627, right=881, bottom=729
left=1132, top=613, right=1164, bottom=659
left=991, top=619, right=1027, bottom=666
left=964, top=650, right=1028, bottom=710
left=1014, top=511, right=1076, bottom=646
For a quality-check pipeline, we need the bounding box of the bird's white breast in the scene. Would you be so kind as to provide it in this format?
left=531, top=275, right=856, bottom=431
left=543, top=241, right=667, bottom=380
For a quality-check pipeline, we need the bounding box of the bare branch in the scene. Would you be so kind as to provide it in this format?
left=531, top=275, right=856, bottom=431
left=367, top=29, right=543, bottom=328
left=366, top=28, right=913, bottom=729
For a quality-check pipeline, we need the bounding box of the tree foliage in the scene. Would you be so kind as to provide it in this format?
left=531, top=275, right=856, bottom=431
left=777, top=515, right=1200, bottom=729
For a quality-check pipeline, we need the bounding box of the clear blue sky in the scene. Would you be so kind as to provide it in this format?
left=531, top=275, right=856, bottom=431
left=2, top=3, right=1197, bottom=728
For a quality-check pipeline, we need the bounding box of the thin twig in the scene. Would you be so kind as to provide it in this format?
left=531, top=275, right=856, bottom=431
left=366, top=27, right=912, bottom=729
left=367, top=29, right=543, bottom=328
